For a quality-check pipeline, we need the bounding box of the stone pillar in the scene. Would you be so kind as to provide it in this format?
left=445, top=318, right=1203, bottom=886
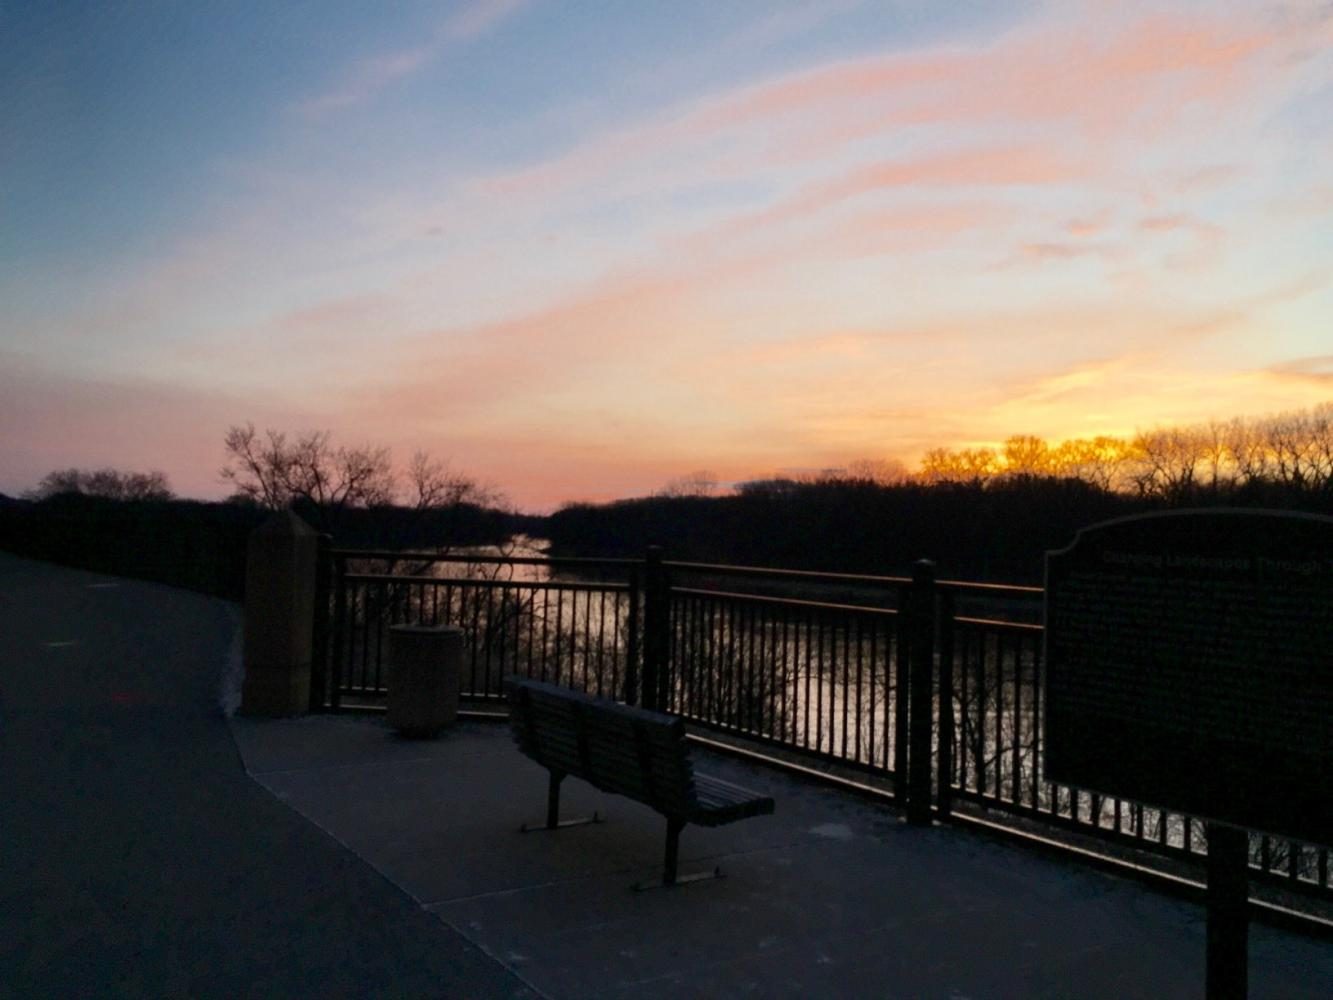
left=387, top=625, right=463, bottom=737
left=241, top=510, right=319, bottom=716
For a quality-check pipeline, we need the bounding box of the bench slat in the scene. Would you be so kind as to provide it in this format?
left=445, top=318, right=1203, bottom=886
left=521, top=701, right=682, bottom=748
left=691, top=773, right=775, bottom=827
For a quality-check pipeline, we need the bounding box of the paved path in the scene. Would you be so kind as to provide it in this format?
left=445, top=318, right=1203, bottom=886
left=232, top=716, right=1333, bottom=1000
left=0, top=553, right=535, bottom=998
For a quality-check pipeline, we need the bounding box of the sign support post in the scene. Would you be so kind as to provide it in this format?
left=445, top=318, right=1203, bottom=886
left=1206, top=823, right=1249, bottom=1000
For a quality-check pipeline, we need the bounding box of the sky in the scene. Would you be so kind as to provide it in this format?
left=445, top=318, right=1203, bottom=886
left=2, top=0, right=1331, bottom=511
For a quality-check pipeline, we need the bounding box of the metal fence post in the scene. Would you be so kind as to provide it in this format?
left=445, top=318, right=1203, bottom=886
left=329, top=551, right=347, bottom=710
left=907, top=559, right=937, bottom=825
left=893, top=607, right=910, bottom=804
left=641, top=546, right=668, bottom=711
left=936, top=587, right=956, bottom=819
left=309, top=533, right=334, bottom=711
left=624, top=561, right=641, bottom=705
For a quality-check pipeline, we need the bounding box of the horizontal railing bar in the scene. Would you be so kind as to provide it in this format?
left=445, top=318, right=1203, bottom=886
left=681, top=715, right=897, bottom=780
left=952, top=615, right=1044, bottom=633
left=666, top=560, right=910, bottom=587
left=938, top=578, right=1044, bottom=595
left=342, top=573, right=629, bottom=593
left=949, top=787, right=1332, bottom=893
left=687, top=733, right=899, bottom=803
left=332, top=548, right=638, bottom=570
left=670, top=586, right=900, bottom=617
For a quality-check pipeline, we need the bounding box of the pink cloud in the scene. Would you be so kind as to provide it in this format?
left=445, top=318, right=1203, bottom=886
left=1265, top=355, right=1333, bottom=385
left=1065, top=214, right=1110, bottom=237
left=479, top=7, right=1282, bottom=205
left=1019, top=242, right=1108, bottom=261
left=773, top=147, right=1080, bottom=224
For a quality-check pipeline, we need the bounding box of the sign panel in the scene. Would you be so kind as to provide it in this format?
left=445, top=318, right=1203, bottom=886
left=1044, top=509, right=1333, bottom=845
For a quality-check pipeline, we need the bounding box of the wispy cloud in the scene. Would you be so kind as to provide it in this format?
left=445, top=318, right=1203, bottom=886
left=294, top=0, right=530, bottom=117
left=478, top=7, right=1281, bottom=205
left=445, top=0, right=529, bottom=41
left=1267, top=354, right=1333, bottom=385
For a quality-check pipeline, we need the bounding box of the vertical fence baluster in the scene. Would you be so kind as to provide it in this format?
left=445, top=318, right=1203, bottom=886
left=815, top=609, right=823, bottom=751
left=937, top=591, right=955, bottom=817
left=893, top=606, right=908, bottom=802
left=329, top=556, right=346, bottom=710
left=596, top=589, right=607, bottom=697
left=624, top=566, right=639, bottom=704
left=1010, top=633, right=1022, bottom=806
left=866, top=617, right=877, bottom=769
left=539, top=585, right=550, bottom=683
left=880, top=618, right=892, bottom=772
left=374, top=580, right=386, bottom=692
left=754, top=600, right=766, bottom=735
left=767, top=605, right=778, bottom=739
left=1031, top=632, right=1042, bottom=812
left=906, top=560, right=936, bottom=825
left=840, top=613, right=851, bottom=762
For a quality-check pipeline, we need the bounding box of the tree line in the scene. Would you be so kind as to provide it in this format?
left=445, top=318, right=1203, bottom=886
left=1, top=425, right=528, bottom=597
left=8, top=403, right=1331, bottom=586
left=553, top=402, right=1333, bottom=582
left=916, top=403, right=1333, bottom=499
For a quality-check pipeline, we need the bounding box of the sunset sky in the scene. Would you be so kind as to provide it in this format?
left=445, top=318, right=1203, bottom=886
left=3, top=1, right=1331, bottom=510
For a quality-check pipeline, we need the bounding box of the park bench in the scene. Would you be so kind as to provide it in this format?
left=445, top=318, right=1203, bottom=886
left=506, top=677, right=775, bottom=889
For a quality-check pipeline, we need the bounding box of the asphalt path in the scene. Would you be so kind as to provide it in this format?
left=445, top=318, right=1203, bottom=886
left=0, top=553, right=535, bottom=998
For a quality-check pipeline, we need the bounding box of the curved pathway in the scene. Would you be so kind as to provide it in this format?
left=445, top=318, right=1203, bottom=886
left=0, top=553, right=535, bottom=998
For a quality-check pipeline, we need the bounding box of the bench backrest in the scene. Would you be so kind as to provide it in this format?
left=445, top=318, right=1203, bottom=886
left=507, top=678, right=697, bottom=817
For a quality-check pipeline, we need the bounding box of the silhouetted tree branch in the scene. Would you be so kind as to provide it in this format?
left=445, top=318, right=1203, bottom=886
left=220, top=423, right=502, bottom=544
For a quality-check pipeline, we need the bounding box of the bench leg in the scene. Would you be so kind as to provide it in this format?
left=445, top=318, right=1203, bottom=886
left=665, top=817, right=682, bottom=884
left=546, top=771, right=562, bottom=828
left=519, top=771, right=602, bottom=833
left=631, top=819, right=724, bottom=891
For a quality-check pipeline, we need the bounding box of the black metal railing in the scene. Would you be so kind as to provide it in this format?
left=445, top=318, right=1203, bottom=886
left=667, top=586, right=903, bottom=783
left=935, top=585, right=1333, bottom=903
left=326, top=550, right=638, bottom=708
left=315, top=545, right=1332, bottom=908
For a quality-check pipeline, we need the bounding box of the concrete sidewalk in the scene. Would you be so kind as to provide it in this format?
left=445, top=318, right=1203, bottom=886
left=232, top=715, right=1333, bottom=999
left=0, top=553, right=534, bottom=998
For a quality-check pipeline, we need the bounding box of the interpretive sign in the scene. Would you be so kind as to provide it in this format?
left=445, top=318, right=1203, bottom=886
left=1045, top=509, right=1333, bottom=846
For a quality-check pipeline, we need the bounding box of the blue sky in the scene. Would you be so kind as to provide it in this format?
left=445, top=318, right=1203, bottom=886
left=2, top=1, right=1330, bottom=508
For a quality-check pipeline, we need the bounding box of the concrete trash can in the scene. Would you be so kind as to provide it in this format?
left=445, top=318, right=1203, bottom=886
left=387, top=625, right=463, bottom=737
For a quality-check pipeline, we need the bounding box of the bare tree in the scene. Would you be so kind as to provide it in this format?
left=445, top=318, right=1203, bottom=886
left=1130, top=426, right=1206, bottom=499
left=658, top=469, right=720, bottom=497
left=1308, top=402, right=1333, bottom=492
left=1000, top=435, right=1050, bottom=477
left=918, top=446, right=999, bottom=485
left=220, top=423, right=501, bottom=546
left=1050, top=436, right=1131, bottom=491
left=221, top=424, right=395, bottom=511
left=845, top=458, right=910, bottom=485
left=26, top=467, right=173, bottom=501
left=1264, top=409, right=1326, bottom=492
